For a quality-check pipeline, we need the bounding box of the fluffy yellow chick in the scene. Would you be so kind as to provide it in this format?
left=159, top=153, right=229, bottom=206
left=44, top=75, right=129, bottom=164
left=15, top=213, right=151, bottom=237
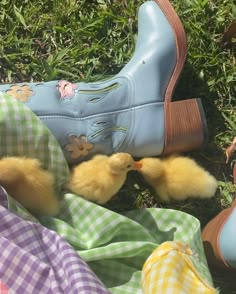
left=139, top=155, right=218, bottom=202
left=0, top=157, right=59, bottom=216
left=67, top=152, right=142, bottom=204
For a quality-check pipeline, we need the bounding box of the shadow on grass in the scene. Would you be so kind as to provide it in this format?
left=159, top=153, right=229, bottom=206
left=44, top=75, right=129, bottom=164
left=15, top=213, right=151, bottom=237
left=106, top=61, right=236, bottom=292
left=110, top=60, right=233, bottom=217
left=174, top=60, right=234, bottom=203
left=173, top=60, right=227, bottom=141
left=210, top=267, right=236, bottom=294
left=162, top=62, right=236, bottom=292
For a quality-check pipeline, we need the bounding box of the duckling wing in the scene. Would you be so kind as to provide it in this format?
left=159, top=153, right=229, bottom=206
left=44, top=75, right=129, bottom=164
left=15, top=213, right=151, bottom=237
left=160, top=156, right=217, bottom=200
left=68, top=157, right=126, bottom=204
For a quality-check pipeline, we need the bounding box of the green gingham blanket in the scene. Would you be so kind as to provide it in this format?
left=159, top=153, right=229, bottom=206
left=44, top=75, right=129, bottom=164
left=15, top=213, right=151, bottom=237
left=0, top=92, right=215, bottom=293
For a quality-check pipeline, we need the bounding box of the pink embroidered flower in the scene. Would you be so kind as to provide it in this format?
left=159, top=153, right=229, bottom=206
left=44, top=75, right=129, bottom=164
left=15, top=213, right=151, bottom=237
left=65, top=134, right=94, bottom=159
left=57, top=80, right=78, bottom=99
left=6, top=85, right=34, bottom=102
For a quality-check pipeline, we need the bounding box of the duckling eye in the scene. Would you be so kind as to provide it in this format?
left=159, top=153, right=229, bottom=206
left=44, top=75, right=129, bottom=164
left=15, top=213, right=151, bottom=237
left=126, top=164, right=131, bottom=169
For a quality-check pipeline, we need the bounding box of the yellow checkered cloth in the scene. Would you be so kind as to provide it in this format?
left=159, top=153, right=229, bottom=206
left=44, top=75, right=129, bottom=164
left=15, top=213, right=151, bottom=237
left=142, top=241, right=218, bottom=294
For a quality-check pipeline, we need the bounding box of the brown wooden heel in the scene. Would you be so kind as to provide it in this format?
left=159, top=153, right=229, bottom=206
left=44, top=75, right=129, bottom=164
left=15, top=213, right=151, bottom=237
left=163, top=98, right=207, bottom=155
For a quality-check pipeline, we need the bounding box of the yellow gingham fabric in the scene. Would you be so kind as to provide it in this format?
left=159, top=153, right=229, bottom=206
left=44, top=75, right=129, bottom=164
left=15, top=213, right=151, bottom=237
left=142, top=241, right=218, bottom=294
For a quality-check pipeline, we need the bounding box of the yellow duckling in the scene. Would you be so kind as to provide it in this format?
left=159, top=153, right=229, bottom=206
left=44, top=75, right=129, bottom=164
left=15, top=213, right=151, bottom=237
left=139, top=155, right=218, bottom=202
left=67, top=152, right=142, bottom=204
left=0, top=157, right=59, bottom=216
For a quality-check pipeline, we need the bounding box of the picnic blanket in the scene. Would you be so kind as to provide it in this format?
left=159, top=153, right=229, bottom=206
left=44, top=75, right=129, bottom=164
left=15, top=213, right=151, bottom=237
left=0, top=92, right=217, bottom=293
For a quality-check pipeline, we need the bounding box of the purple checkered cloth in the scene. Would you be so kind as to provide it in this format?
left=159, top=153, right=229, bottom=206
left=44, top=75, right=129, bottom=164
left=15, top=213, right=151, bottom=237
left=0, top=187, right=110, bottom=294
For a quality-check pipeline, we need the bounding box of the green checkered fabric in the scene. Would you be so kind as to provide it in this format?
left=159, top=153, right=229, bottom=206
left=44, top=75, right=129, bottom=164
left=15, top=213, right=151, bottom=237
left=0, top=92, right=70, bottom=192
left=7, top=192, right=215, bottom=293
left=43, top=194, right=215, bottom=293
left=0, top=91, right=215, bottom=293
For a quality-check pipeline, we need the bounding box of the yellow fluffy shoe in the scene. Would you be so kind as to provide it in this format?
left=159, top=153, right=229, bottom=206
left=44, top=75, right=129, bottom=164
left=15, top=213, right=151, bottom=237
left=142, top=241, right=218, bottom=294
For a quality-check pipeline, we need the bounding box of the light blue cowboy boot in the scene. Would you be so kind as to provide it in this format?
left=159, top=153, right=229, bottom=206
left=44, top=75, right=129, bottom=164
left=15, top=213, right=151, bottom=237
left=202, top=197, right=236, bottom=270
left=202, top=141, right=236, bottom=270
left=0, top=0, right=207, bottom=164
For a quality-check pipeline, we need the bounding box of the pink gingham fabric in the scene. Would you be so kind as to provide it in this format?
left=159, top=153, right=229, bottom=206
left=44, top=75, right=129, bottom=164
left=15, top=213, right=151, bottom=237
left=0, top=281, right=9, bottom=293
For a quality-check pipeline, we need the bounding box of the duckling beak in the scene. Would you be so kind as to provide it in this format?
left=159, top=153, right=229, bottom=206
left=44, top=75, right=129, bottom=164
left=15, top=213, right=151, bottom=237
left=133, top=161, right=142, bottom=170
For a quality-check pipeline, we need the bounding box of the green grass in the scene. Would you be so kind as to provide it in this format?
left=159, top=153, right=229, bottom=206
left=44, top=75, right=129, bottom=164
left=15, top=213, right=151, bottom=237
left=0, top=0, right=236, bottom=292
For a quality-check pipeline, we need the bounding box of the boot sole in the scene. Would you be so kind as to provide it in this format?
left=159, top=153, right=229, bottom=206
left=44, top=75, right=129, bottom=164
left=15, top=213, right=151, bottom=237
left=154, top=0, right=206, bottom=154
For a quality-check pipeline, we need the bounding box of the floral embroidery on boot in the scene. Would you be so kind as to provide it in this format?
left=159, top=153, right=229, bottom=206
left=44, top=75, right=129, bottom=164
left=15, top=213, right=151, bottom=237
left=65, top=135, right=94, bottom=159
left=57, top=80, right=78, bottom=99
left=6, top=85, right=34, bottom=102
